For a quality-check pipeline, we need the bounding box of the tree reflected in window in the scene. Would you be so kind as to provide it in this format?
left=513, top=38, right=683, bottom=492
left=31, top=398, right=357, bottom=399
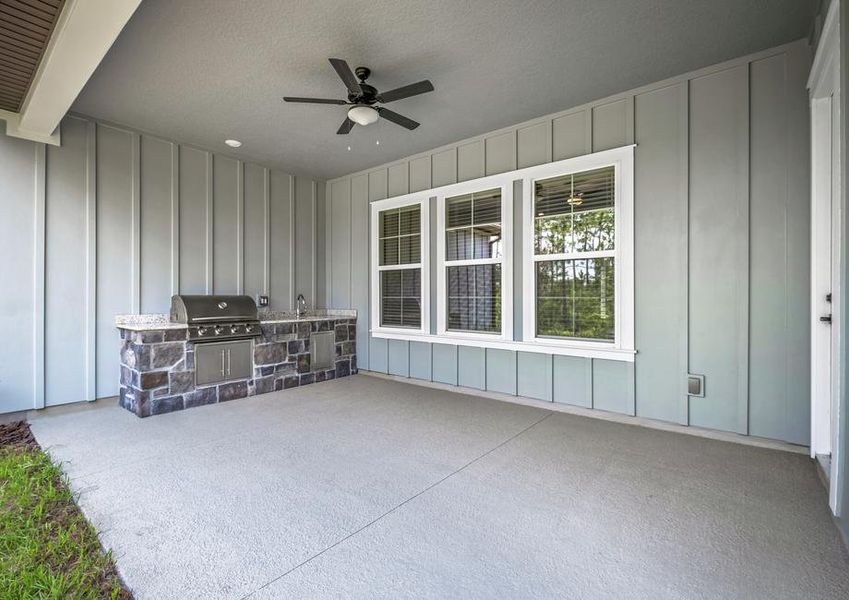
left=533, top=166, right=616, bottom=341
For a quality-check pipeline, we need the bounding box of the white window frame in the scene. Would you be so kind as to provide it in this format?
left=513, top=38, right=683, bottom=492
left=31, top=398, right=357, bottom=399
left=436, top=177, right=513, bottom=341
left=369, top=195, right=430, bottom=336
left=522, top=145, right=635, bottom=354
left=369, top=145, right=634, bottom=362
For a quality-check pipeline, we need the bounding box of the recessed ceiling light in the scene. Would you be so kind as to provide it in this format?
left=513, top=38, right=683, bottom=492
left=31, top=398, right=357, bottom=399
left=225, top=139, right=242, bottom=148
left=347, top=146, right=351, bottom=151
left=375, top=140, right=380, bottom=145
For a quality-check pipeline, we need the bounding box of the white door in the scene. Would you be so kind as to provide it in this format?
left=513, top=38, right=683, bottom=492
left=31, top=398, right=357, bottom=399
left=809, top=0, right=842, bottom=514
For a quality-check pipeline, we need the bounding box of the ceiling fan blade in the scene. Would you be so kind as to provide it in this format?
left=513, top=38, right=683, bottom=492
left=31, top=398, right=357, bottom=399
left=283, top=96, right=348, bottom=105
left=377, top=107, right=419, bottom=130
left=329, top=58, right=363, bottom=96
left=337, top=117, right=355, bottom=135
left=378, top=80, right=434, bottom=103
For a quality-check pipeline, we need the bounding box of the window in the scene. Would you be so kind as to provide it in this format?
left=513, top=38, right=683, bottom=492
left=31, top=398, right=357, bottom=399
left=523, top=146, right=634, bottom=352
left=370, top=197, right=429, bottom=334
left=369, top=145, right=633, bottom=362
left=534, top=167, right=615, bottom=340
left=444, top=189, right=502, bottom=333
left=436, top=181, right=512, bottom=339
left=379, top=205, right=421, bottom=328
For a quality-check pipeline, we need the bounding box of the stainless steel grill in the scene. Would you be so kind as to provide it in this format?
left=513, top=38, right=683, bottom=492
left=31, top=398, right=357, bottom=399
left=170, top=295, right=261, bottom=342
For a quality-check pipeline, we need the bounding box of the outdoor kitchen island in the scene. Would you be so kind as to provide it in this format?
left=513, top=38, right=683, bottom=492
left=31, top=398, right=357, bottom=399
left=115, top=304, right=357, bottom=417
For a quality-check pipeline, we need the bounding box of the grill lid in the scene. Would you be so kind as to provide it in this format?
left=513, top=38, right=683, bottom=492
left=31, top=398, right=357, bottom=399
left=170, top=295, right=258, bottom=324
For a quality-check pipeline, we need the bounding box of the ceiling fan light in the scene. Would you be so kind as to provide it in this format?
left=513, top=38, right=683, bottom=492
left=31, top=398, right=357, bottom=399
left=348, top=105, right=379, bottom=126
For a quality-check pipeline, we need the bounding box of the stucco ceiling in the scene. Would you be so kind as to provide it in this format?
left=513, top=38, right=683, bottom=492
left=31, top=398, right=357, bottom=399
left=72, top=0, right=815, bottom=180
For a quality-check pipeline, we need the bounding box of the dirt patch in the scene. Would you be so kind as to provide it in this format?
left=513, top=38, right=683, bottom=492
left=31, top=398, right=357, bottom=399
left=0, top=421, right=38, bottom=450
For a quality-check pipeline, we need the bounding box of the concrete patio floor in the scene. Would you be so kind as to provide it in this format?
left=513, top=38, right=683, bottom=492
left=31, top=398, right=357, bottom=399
left=30, top=375, right=849, bottom=599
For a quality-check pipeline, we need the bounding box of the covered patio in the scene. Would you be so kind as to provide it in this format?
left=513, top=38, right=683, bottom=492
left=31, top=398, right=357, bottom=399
left=30, top=375, right=849, bottom=599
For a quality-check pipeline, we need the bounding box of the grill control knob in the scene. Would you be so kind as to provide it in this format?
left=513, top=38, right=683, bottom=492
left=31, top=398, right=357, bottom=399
left=197, top=327, right=207, bottom=336
left=230, top=325, right=239, bottom=334
left=214, top=326, right=223, bottom=335
left=245, top=325, right=253, bottom=333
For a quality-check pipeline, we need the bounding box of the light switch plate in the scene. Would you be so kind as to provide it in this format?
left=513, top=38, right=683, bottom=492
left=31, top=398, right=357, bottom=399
left=257, top=294, right=269, bottom=307
left=687, top=374, right=705, bottom=397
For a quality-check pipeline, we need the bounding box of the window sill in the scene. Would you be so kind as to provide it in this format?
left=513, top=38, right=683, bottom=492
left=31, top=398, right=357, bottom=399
left=369, top=330, right=636, bottom=362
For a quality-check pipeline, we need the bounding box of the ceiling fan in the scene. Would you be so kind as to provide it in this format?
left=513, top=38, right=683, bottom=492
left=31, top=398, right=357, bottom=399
left=283, top=58, right=434, bottom=134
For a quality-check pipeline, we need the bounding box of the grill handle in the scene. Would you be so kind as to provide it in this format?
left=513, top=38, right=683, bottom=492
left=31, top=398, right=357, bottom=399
left=190, top=316, right=256, bottom=322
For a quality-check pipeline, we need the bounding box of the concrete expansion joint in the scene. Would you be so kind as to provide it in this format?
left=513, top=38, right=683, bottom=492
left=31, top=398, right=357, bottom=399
left=240, top=412, right=554, bottom=599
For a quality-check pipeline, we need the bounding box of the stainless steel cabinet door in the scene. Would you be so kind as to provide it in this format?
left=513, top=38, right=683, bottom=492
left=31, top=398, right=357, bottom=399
left=195, top=343, right=226, bottom=386
left=225, top=340, right=253, bottom=380
left=311, top=331, right=334, bottom=370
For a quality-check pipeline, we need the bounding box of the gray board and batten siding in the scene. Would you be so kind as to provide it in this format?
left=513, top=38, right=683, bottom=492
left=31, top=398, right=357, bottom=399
left=324, top=39, right=811, bottom=445
left=0, top=115, right=325, bottom=412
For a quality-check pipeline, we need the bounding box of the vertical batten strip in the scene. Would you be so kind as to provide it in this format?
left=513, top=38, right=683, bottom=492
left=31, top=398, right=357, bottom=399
left=85, top=121, right=97, bottom=401
left=549, top=355, right=554, bottom=403
left=205, top=152, right=214, bottom=294
left=330, top=182, right=336, bottom=308
left=325, top=181, right=332, bottom=306
left=348, top=183, right=353, bottom=311
left=236, top=161, right=245, bottom=294
left=288, top=175, right=295, bottom=308
left=131, top=132, right=141, bottom=313
left=33, top=143, right=46, bottom=409
left=679, top=81, right=691, bottom=426
left=324, top=181, right=334, bottom=308
left=263, top=168, right=270, bottom=295
left=625, top=96, right=636, bottom=145
left=584, top=109, right=593, bottom=154
left=311, top=180, right=317, bottom=304
left=548, top=118, right=555, bottom=163
left=170, top=143, right=180, bottom=295
left=737, top=63, right=752, bottom=435
left=431, top=153, right=437, bottom=187
left=366, top=179, right=373, bottom=364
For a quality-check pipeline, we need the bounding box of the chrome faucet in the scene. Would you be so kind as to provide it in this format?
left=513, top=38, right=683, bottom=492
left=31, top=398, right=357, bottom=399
left=296, top=294, right=307, bottom=318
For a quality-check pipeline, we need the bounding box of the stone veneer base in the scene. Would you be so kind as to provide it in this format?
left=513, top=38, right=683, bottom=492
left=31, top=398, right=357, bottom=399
left=118, top=317, right=357, bottom=417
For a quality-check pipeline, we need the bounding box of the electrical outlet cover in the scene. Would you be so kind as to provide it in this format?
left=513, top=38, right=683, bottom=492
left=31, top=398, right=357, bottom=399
left=687, top=374, right=705, bottom=397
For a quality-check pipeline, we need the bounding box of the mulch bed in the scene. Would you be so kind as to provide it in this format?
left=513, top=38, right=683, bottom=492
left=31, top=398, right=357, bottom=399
left=0, top=421, right=38, bottom=450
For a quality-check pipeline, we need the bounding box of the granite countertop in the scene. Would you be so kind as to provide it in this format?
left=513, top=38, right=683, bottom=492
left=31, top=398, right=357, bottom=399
left=115, top=309, right=357, bottom=331
left=115, top=314, right=185, bottom=331
left=259, top=309, right=357, bottom=324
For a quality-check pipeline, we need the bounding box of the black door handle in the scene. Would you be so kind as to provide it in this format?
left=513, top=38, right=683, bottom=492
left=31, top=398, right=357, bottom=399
left=820, top=315, right=832, bottom=323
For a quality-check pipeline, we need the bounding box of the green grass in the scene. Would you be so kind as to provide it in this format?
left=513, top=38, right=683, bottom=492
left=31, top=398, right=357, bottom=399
left=0, top=431, right=131, bottom=599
